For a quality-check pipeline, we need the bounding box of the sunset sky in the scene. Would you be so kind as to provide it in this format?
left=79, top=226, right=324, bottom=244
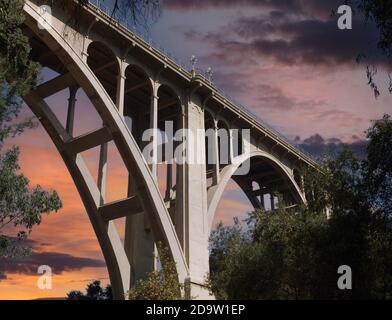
left=1, top=0, right=392, bottom=299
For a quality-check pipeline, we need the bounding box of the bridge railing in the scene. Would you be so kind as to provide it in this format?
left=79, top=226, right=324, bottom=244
left=86, top=0, right=316, bottom=162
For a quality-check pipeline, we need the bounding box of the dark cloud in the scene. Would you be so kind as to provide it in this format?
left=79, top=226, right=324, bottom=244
left=163, top=0, right=345, bottom=16
left=170, top=0, right=390, bottom=68
left=163, top=0, right=301, bottom=11
left=191, top=15, right=386, bottom=67
left=298, top=134, right=367, bottom=159
left=0, top=251, right=105, bottom=279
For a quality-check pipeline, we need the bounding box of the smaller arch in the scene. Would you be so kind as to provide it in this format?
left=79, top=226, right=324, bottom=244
left=156, top=84, right=183, bottom=221
left=215, top=115, right=231, bottom=129
left=87, top=41, right=120, bottom=104
left=217, top=120, right=230, bottom=168
left=204, top=109, right=216, bottom=188
left=125, top=56, right=155, bottom=82
left=207, top=151, right=306, bottom=232
left=157, top=84, right=183, bottom=134
left=231, top=126, right=244, bottom=158
left=156, top=78, right=184, bottom=105
left=123, top=63, right=153, bottom=148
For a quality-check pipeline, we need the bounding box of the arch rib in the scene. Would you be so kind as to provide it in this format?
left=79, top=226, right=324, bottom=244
left=207, top=151, right=306, bottom=232
left=23, top=1, right=189, bottom=299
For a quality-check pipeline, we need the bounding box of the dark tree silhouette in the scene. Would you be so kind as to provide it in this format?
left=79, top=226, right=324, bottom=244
left=67, top=280, right=113, bottom=300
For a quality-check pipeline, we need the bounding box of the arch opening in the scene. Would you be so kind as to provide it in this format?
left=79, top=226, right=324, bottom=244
left=123, top=64, right=152, bottom=150
left=217, top=120, right=230, bottom=170
left=204, top=110, right=215, bottom=189
left=87, top=42, right=119, bottom=105
left=208, top=152, right=305, bottom=232
left=156, top=84, right=182, bottom=224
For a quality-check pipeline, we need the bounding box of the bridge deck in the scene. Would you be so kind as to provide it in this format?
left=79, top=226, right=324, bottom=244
left=83, top=0, right=317, bottom=168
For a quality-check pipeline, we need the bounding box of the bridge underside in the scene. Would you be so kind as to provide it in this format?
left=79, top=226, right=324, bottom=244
left=22, top=0, right=313, bottom=300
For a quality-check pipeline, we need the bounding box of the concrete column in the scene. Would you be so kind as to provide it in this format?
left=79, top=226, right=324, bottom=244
left=229, top=129, right=234, bottom=164
left=125, top=166, right=156, bottom=287
left=212, top=120, right=220, bottom=185
left=150, top=84, right=159, bottom=178
left=184, top=101, right=213, bottom=299
left=270, top=193, right=275, bottom=211
left=116, top=62, right=126, bottom=116
left=175, top=111, right=186, bottom=252
left=124, top=212, right=156, bottom=286
left=165, top=163, right=173, bottom=201
left=97, top=142, right=108, bottom=206
left=66, top=86, right=78, bottom=136
left=124, top=84, right=158, bottom=287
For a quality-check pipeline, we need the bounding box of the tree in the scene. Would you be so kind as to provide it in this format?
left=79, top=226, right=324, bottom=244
left=67, top=280, right=113, bottom=300
left=208, top=115, right=392, bottom=300
left=364, top=114, right=392, bottom=216
left=346, top=1, right=392, bottom=97
left=0, top=0, right=62, bottom=262
left=127, top=243, right=183, bottom=300
left=67, top=244, right=182, bottom=301
left=55, top=0, right=160, bottom=31
left=356, top=0, right=392, bottom=57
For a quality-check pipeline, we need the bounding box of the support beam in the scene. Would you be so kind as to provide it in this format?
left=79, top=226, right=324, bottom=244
left=34, top=73, right=76, bottom=99
left=124, top=81, right=149, bottom=94
left=116, top=63, right=126, bottom=116
left=150, top=85, right=159, bottom=178
left=24, top=92, right=70, bottom=141
left=63, top=127, right=112, bottom=155
left=159, top=98, right=179, bottom=110
left=165, top=163, right=173, bottom=200
left=252, top=170, right=278, bottom=180
left=142, top=98, right=178, bottom=116
left=66, top=86, right=79, bottom=136
left=212, top=121, right=220, bottom=185
left=93, top=61, right=117, bottom=74
left=99, top=196, right=144, bottom=221
left=251, top=187, right=288, bottom=197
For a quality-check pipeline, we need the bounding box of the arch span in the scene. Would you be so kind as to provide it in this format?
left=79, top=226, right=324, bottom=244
left=207, top=151, right=306, bottom=231
left=23, top=1, right=188, bottom=299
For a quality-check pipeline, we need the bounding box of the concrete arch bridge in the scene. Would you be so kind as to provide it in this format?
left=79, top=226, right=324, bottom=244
left=21, top=0, right=317, bottom=299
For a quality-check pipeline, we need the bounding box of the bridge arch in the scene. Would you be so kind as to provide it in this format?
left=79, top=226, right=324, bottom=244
left=207, top=151, right=306, bottom=232
left=23, top=1, right=188, bottom=299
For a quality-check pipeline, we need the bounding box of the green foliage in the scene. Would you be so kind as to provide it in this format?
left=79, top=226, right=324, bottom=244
left=365, top=115, right=392, bottom=216
left=0, top=0, right=62, bottom=260
left=128, top=243, right=183, bottom=300
left=0, top=147, right=62, bottom=256
left=209, top=115, right=392, bottom=300
left=67, top=280, right=113, bottom=300
left=0, top=0, right=40, bottom=144
left=357, top=0, right=392, bottom=57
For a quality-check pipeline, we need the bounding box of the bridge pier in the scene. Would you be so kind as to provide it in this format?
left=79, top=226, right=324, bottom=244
left=182, top=101, right=214, bottom=299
